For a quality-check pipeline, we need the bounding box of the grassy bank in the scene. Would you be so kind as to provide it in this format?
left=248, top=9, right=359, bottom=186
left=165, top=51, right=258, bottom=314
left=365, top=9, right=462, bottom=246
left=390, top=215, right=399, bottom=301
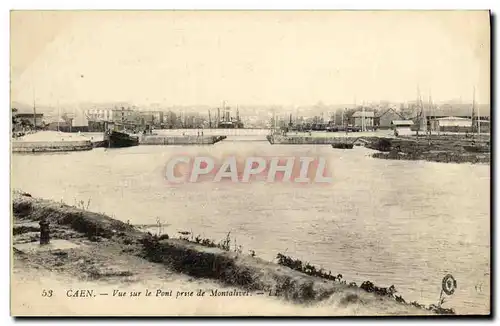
left=12, top=192, right=454, bottom=315
left=365, top=137, right=490, bottom=164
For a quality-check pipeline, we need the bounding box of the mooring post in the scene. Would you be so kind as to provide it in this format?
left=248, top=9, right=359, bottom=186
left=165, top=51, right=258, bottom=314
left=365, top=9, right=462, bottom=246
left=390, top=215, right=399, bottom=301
left=39, top=220, right=50, bottom=245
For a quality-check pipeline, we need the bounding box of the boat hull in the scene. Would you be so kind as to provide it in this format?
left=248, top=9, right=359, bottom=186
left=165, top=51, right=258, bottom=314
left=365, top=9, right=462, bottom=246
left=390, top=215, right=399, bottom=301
left=104, top=131, right=139, bottom=148
left=331, top=143, right=354, bottom=149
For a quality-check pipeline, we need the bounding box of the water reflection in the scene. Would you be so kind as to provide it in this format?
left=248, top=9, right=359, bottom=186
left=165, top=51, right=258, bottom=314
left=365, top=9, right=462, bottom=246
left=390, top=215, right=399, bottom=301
left=11, top=134, right=490, bottom=314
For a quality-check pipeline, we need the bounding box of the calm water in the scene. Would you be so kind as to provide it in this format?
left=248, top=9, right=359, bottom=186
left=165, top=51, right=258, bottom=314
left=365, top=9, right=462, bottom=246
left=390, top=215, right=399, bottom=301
left=11, top=131, right=490, bottom=314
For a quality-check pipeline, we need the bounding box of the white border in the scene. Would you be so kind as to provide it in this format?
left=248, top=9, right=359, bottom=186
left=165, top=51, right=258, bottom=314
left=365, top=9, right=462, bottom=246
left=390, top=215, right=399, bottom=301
left=2, top=1, right=498, bottom=325
left=3, top=0, right=500, bottom=10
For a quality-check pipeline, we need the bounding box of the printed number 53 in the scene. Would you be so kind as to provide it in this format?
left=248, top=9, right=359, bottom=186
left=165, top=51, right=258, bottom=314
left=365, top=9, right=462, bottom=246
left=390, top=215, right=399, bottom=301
left=42, top=290, right=53, bottom=297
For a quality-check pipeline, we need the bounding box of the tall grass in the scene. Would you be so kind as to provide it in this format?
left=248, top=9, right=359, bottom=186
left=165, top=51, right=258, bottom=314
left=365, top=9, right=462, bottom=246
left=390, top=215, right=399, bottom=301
left=275, top=252, right=455, bottom=314
left=74, top=198, right=91, bottom=211
left=178, top=231, right=249, bottom=256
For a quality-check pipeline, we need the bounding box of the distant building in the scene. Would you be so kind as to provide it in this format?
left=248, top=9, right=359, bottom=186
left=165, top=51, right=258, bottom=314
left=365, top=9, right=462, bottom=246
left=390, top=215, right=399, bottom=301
left=375, top=108, right=405, bottom=129
left=435, top=116, right=472, bottom=133
left=14, top=112, right=44, bottom=128
left=391, top=120, right=414, bottom=136
left=138, top=111, right=164, bottom=126
left=46, top=120, right=71, bottom=131
left=85, top=108, right=167, bottom=129
left=477, top=119, right=490, bottom=133
left=432, top=103, right=490, bottom=120
left=352, top=111, right=374, bottom=129
left=85, top=108, right=135, bottom=123
left=424, top=104, right=491, bottom=133
left=85, top=108, right=112, bottom=121
left=72, top=113, right=89, bottom=128
left=435, top=117, right=472, bottom=127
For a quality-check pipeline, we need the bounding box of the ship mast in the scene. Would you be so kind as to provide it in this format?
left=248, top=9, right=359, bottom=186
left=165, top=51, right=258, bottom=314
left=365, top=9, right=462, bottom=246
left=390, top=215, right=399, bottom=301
left=222, top=101, right=226, bottom=122
left=416, top=85, right=422, bottom=137
left=217, top=107, right=220, bottom=128
left=419, top=87, right=426, bottom=134
left=362, top=102, right=365, bottom=132
left=428, top=90, right=433, bottom=136
left=236, top=106, right=240, bottom=128
left=32, top=86, right=37, bottom=131
left=473, top=87, right=480, bottom=135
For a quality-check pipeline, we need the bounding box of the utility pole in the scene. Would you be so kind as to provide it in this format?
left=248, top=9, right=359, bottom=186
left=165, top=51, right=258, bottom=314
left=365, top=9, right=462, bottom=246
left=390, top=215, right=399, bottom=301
left=31, top=71, right=37, bottom=131
left=416, top=85, right=421, bottom=138
left=421, top=93, right=427, bottom=134
left=428, top=91, right=432, bottom=136
left=222, top=101, right=226, bottom=122
left=236, top=106, right=240, bottom=128
left=217, top=107, right=220, bottom=128
left=362, top=104, right=365, bottom=132
left=474, top=87, right=480, bottom=135
left=32, top=88, right=37, bottom=131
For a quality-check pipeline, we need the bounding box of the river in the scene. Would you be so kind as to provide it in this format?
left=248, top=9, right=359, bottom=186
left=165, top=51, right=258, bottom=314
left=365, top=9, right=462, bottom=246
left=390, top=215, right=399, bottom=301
left=11, top=129, right=490, bottom=314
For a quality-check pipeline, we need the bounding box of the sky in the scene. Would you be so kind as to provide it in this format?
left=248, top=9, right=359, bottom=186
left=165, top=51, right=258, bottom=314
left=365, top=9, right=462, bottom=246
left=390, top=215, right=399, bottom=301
left=10, top=10, right=490, bottom=108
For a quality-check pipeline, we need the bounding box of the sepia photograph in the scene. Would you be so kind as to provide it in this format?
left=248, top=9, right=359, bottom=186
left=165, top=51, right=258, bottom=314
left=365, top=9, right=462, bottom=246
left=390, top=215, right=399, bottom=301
left=9, top=9, right=490, bottom=317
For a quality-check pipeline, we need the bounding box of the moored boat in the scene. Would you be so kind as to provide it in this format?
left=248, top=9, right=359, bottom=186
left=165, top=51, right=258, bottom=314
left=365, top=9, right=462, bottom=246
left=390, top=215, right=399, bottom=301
left=332, top=142, right=354, bottom=149
left=331, top=137, right=358, bottom=149
left=104, top=130, right=139, bottom=148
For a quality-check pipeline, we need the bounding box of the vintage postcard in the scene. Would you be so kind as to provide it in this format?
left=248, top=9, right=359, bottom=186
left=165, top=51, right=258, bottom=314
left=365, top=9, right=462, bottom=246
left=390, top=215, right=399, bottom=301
left=10, top=10, right=490, bottom=316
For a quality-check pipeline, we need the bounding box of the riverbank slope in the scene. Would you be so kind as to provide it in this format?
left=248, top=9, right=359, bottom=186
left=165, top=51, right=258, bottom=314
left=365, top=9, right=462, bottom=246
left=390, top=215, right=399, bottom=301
left=12, top=192, right=450, bottom=316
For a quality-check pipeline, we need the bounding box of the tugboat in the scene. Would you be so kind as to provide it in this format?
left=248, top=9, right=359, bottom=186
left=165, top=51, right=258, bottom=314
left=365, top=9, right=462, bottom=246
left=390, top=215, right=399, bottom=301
left=104, top=129, right=139, bottom=148
left=102, top=110, right=140, bottom=148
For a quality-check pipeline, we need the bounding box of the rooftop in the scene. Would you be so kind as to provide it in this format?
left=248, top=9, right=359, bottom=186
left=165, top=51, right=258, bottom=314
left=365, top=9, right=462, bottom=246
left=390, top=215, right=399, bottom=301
left=352, top=111, right=375, bottom=118
left=376, top=108, right=404, bottom=119
left=433, top=103, right=490, bottom=117
left=15, top=112, right=43, bottom=117
left=392, top=120, right=414, bottom=126
left=436, top=116, right=470, bottom=121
